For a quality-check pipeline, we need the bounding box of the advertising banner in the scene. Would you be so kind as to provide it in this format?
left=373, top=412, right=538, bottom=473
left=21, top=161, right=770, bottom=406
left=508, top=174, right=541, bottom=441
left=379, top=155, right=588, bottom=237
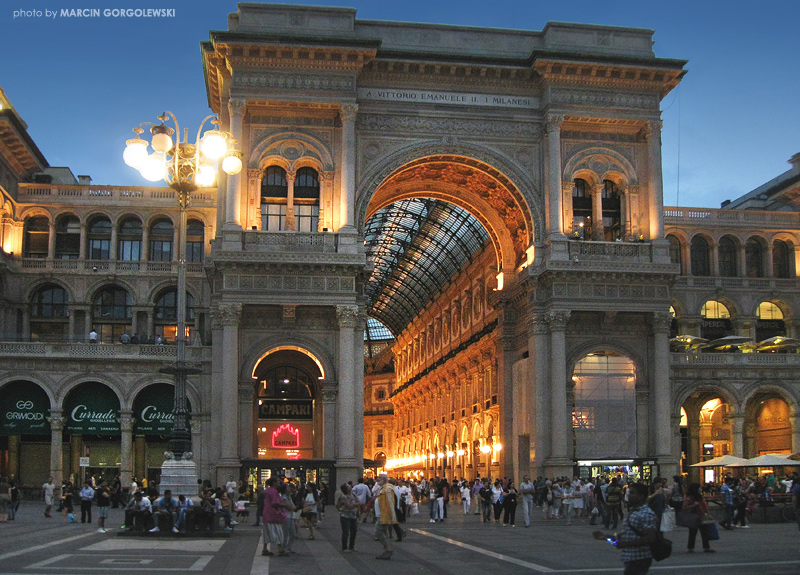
left=0, top=381, right=51, bottom=435
left=132, top=383, right=192, bottom=435
left=64, top=381, right=120, bottom=435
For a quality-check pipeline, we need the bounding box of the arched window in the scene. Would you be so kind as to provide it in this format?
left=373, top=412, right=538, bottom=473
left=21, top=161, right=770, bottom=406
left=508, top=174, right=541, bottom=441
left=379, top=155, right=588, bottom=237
left=293, top=167, right=320, bottom=232
left=30, top=284, right=69, bottom=341
left=92, top=285, right=132, bottom=343
left=601, top=180, right=621, bottom=241
left=745, top=237, right=764, bottom=278
left=117, top=217, right=142, bottom=261
left=718, top=236, right=737, bottom=277
left=690, top=236, right=710, bottom=276
left=772, top=240, right=792, bottom=278
left=154, top=288, right=195, bottom=343
left=23, top=216, right=49, bottom=258
left=55, top=215, right=80, bottom=260
left=261, top=166, right=288, bottom=231
left=700, top=300, right=732, bottom=340
left=257, top=365, right=315, bottom=399
left=186, top=219, right=205, bottom=263
left=572, top=351, right=637, bottom=459
left=571, top=178, right=592, bottom=240
left=149, top=218, right=173, bottom=262
left=756, top=301, right=786, bottom=341
left=667, top=235, right=682, bottom=270
left=87, top=216, right=111, bottom=260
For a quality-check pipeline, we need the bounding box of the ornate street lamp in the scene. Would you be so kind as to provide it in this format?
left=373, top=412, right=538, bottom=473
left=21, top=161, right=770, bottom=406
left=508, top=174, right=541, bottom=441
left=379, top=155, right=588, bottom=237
left=123, top=112, right=241, bottom=491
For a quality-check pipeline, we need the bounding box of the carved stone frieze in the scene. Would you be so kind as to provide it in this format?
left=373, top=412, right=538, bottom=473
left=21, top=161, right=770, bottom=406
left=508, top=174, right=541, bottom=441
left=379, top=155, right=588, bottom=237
left=551, top=89, right=658, bottom=110
left=233, top=72, right=355, bottom=93
left=355, top=114, right=535, bottom=139
left=222, top=274, right=355, bottom=293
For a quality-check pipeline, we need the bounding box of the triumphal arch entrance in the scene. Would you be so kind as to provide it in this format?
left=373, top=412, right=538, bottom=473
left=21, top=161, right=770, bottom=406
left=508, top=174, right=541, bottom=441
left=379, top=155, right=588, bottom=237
left=200, top=3, right=686, bottom=485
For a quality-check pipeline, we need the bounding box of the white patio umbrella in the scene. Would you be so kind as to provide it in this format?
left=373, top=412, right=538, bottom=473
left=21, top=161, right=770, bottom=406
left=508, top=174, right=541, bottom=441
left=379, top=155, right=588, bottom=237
left=756, top=336, right=800, bottom=352
left=728, top=454, right=800, bottom=467
left=702, top=335, right=755, bottom=350
left=689, top=455, right=748, bottom=467
left=669, top=335, right=708, bottom=351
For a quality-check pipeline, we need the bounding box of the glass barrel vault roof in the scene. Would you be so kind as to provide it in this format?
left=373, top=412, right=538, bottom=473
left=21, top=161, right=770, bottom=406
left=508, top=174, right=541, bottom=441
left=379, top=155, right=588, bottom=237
left=363, top=198, right=490, bottom=339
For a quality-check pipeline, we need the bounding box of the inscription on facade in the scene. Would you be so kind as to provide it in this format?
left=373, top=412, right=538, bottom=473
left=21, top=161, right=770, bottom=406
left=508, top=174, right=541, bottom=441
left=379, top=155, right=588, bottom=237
left=358, top=88, right=538, bottom=109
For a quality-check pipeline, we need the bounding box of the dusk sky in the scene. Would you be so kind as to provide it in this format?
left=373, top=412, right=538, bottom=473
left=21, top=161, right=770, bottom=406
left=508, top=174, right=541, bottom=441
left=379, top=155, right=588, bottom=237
left=3, top=0, right=797, bottom=209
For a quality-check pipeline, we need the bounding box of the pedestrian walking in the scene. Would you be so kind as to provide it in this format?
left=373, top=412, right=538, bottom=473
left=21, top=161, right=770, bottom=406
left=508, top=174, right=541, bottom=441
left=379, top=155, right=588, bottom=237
left=373, top=473, right=398, bottom=560
left=520, top=475, right=535, bottom=527
left=593, top=482, right=658, bottom=575
left=336, top=482, right=359, bottom=552
left=42, top=476, right=56, bottom=518
left=684, top=483, right=715, bottom=553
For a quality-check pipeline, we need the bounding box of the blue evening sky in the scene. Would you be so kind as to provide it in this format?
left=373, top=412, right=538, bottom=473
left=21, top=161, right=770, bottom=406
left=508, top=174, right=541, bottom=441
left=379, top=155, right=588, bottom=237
left=2, top=0, right=797, bottom=208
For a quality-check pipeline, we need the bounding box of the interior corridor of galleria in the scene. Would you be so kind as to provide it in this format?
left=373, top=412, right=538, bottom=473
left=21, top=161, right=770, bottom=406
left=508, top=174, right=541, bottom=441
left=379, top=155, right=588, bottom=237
left=1, top=3, right=799, bottom=493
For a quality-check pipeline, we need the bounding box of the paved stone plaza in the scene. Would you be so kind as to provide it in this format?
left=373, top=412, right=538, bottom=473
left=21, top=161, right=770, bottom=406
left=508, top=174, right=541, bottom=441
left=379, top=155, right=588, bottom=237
left=1, top=503, right=798, bottom=574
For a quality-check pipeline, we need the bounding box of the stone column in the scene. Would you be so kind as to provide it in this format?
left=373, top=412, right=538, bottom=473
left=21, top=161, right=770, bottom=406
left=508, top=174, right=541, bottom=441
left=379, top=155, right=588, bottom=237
left=339, top=105, right=358, bottom=231
left=546, top=310, right=572, bottom=475
left=545, top=114, right=565, bottom=238
left=79, top=221, right=87, bottom=260
left=110, top=221, right=118, bottom=261
left=285, top=170, right=296, bottom=231
left=652, top=312, right=673, bottom=459
left=319, top=171, right=335, bottom=232
left=790, top=415, right=800, bottom=456
left=529, top=312, right=549, bottom=476
left=141, top=224, right=150, bottom=262
left=322, top=385, right=338, bottom=460
left=336, top=305, right=360, bottom=476
left=225, top=99, right=246, bottom=228
left=48, top=412, right=65, bottom=487
left=645, top=120, right=665, bottom=240
left=592, top=184, right=605, bottom=241
left=247, top=169, right=263, bottom=230
left=48, top=219, right=56, bottom=259
left=119, top=411, right=134, bottom=488
left=730, top=414, right=745, bottom=458
left=217, top=303, right=242, bottom=477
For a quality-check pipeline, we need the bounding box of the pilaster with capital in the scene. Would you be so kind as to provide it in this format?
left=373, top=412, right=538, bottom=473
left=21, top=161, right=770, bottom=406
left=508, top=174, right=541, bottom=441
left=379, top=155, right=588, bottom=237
left=730, top=414, right=745, bottom=458
left=319, top=171, right=334, bottom=231
left=339, top=104, right=358, bottom=231
left=119, top=411, right=134, bottom=487
left=545, top=114, right=565, bottom=238
left=336, top=305, right=360, bottom=463
left=225, top=98, right=247, bottom=228
left=591, top=184, right=605, bottom=240
left=651, top=311, right=672, bottom=456
left=247, top=169, right=263, bottom=229
left=644, top=120, right=664, bottom=240
left=47, top=413, right=65, bottom=487
left=547, top=310, right=572, bottom=468
left=216, top=303, right=242, bottom=465
left=284, top=170, right=297, bottom=231
left=561, top=181, right=574, bottom=234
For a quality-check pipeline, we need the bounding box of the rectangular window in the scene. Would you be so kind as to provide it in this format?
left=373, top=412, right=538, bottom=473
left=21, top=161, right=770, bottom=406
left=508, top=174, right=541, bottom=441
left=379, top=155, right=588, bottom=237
left=262, top=203, right=287, bottom=231
left=186, top=241, right=203, bottom=263
left=295, top=204, right=319, bottom=232
left=149, top=240, right=173, bottom=262
left=89, top=239, right=110, bottom=260
left=377, top=430, right=384, bottom=448
left=118, top=240, right=141, bottom=261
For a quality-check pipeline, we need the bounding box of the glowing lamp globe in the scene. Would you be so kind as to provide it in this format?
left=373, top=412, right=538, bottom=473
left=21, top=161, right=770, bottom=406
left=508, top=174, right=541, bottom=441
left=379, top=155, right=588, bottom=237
left=139, top=153, right=167, bottom=182
left=150, top=125, right=174, bottom=154
left=195, top=164, right=216, bottom=187
left=123, top=138, right=148, bottom=168
left=201, top=130, right=227, bottom=160
left=222, top=151, right=243, bottom=175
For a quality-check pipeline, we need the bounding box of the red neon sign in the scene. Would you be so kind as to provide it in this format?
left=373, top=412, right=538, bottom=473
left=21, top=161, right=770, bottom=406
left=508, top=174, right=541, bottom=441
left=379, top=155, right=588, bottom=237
left=271, top=423, right=301, bottom=449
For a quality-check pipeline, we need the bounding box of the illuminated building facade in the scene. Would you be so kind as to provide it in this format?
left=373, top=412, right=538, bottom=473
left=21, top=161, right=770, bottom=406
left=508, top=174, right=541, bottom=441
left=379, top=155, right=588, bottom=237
left=0, top=5, right=798, bottom=491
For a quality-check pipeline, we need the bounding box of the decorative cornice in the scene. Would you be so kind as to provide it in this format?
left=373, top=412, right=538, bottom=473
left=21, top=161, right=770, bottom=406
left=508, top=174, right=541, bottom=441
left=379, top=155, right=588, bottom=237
left=232, top=71, right=355, bottom=93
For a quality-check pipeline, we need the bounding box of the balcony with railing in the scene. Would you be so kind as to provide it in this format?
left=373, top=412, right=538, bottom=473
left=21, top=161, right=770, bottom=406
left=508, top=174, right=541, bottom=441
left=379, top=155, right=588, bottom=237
left=0, top=340, right=211, bottom=361
left=18, top=258, right=204, bottom=274
left=17, top=183, right=217, bottom=208
left=567, top=240, right=654, bottom=263
left=664, top=206, right=800, bottom=230
left=671, top=352, right=800, bottom=366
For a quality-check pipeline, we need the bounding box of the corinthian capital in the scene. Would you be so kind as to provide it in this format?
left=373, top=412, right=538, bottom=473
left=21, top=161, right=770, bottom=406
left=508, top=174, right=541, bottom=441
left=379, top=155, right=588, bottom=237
left=546, top=310, right=571, bottom=331
left=652, top=311, right=674, bottom=333
left=228, top=98, right=247, bottom=118
left=213, top=303, right=243, bottom=328
left=643, top=120, right=662, bottom=139
left=545, top=114, right=564, bottom=134
left=340, top=104, right=359, bottom=123
left=336, top=304, right=360, bottom=328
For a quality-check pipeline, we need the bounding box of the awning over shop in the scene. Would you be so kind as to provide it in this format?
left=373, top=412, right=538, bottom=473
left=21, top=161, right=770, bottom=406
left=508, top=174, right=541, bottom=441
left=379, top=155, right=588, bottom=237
left=132, top=383, right=191, bottom=435
left=0, top=381, right=51, bottom=435
left=64, top=381, right=120, bottom=435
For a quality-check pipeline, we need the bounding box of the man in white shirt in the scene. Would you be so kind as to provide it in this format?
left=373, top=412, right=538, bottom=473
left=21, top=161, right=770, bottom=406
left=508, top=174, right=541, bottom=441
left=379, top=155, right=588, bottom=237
left=351, top=477, right=372, bottom=523
left=225, top=476, right=237, bottom=500
left=123, top=491, right=152, bottom=531
left=42, top=477, right=56, bottom=518
left=519, top=475, right=535, bottom=527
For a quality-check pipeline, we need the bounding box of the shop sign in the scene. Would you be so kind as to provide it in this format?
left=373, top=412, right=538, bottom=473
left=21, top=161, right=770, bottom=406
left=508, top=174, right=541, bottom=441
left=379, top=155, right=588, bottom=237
left=0, top=381, right=51, bottom=435
left=64, top=382, right=120, bottom=435
left=701, top=318, right=731, bottom=330
left=133, top=383, right=191, bottom=435
left=258, top=400, right=313, bottom=420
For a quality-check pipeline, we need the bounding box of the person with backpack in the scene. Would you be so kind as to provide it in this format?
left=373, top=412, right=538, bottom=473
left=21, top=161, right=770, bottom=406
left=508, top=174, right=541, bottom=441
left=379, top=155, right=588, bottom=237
left=593, top=482, right=659, bottom=575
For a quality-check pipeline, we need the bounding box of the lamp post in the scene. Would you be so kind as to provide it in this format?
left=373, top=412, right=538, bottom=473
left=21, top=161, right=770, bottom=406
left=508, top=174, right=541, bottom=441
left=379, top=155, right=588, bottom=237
left=123, top=112, right=241, bottom=491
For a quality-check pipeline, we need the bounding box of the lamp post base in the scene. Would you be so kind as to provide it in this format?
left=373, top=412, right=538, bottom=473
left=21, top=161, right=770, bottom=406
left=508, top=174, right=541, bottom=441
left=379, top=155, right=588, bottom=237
left=159, top=451, right=199, bottom=499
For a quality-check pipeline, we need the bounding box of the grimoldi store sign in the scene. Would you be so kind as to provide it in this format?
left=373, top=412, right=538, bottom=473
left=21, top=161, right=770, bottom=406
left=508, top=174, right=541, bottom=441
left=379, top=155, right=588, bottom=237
left=0, top=381, right=51, bottom=435
left=64, top=382, right=120, bottom=435
left=258, top=400, right=313, bottom=420
left=133, top=383, right=191, bottom=435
